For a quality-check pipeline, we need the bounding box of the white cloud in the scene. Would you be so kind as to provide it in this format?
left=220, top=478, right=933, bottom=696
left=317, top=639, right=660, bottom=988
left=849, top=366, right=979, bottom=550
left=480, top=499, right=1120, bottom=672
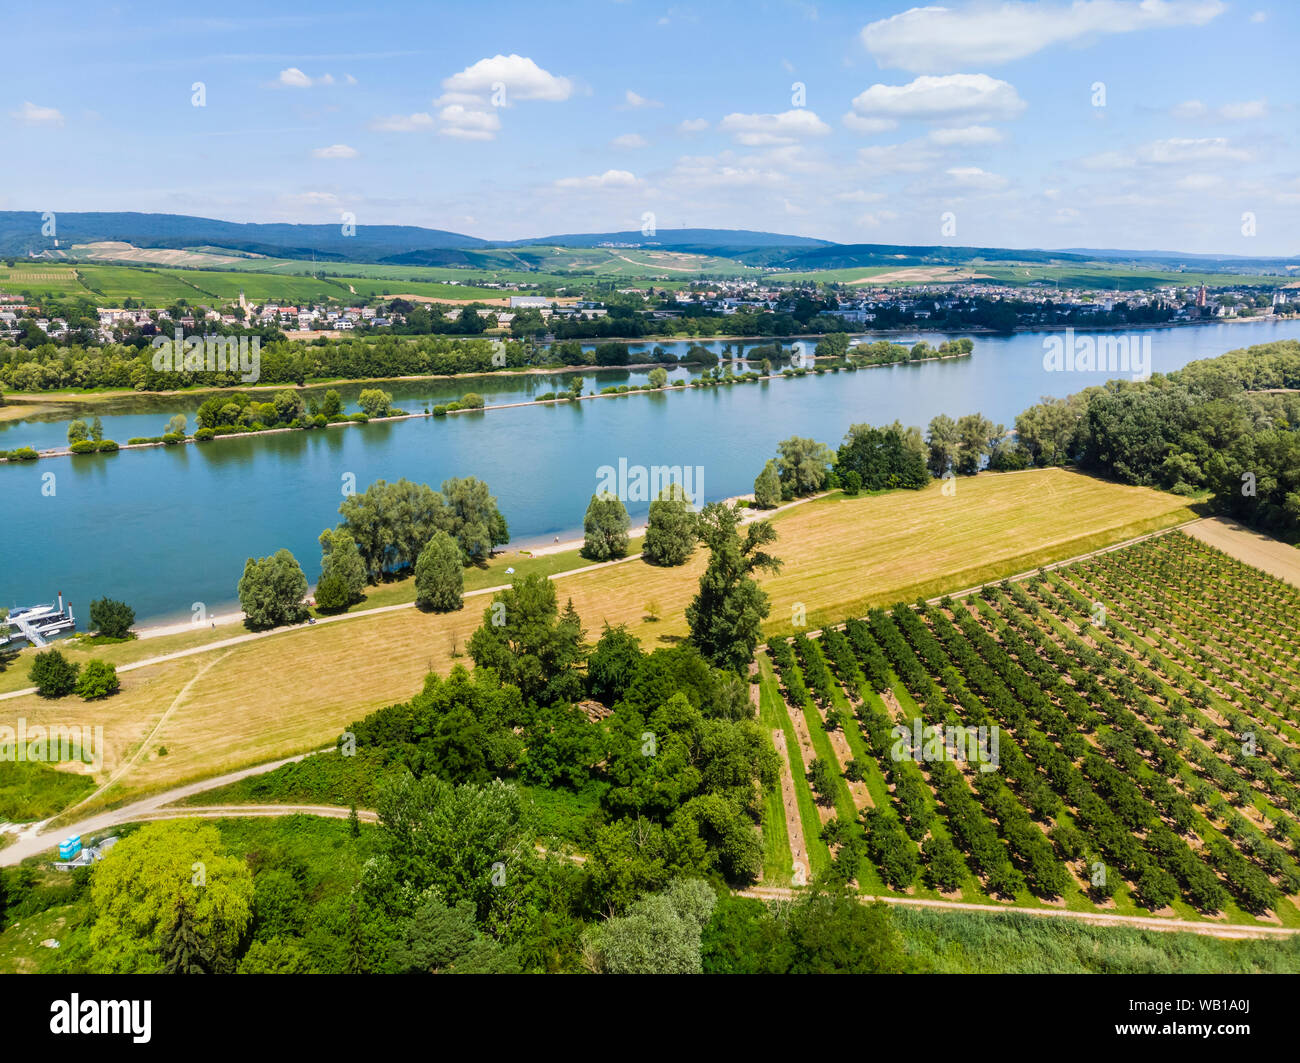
left=1250, top=10, right=1268, bottom=22
left=276, top=67, right=352, bottom=88
left=856, top=210, right=899, bottom=228
left=835, top=189, right=887, bottom=204
left=11, top=101, right=64, bottom=126
left=863, top=1, right=1227, bottom=73
left=944, top=166, right=1008, bottom=190
left=857, top=139, right=940, bottom=174
left=437, top=103, right=502, bottom=141
left=1173, top=98, right=1268, bottom=121
left=612, top=133, right=648, bottom=148
left=370, top=112, right=434, bottom=132
left=623, top=90, right=662, bottom=109
left=440, top=54, right=572, bottom=104
left=554, top=169, right=639, bottom=190
left=718, top=109, right=830, bottom=146
left=928, top=124, right=1005, bottom=145
left=846, top=74, right=1026, bottom=124
left=427, top=54, right=571, bottom=141
left=1140, top=137, right=1251, bottom=164
left=312, top=144, right=358, bottom=159
left=1082, top=136, right=1252, bottom=170
left=679, top=118, right=709, bottom=133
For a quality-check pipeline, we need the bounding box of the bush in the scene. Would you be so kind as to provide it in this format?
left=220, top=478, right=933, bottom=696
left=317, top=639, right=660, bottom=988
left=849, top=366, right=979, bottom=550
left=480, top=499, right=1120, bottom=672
left=127, top=436, right=164, bottom=445
left=311, top=414, right=328, bottom=428
left=348, top=412, right=369, bottom=423
left=432, top=405, right=448, bottom=416
left=69, top=440, right=99, bottom=454
left=535, top=392, right=556, bottom=402
left=97, top=440, right=119, bottom=453
left=5, top=447, right=38, bottom=461
left=460, top=392, right=485, bottom=409
left=29, top=649, right=80, bottom=698
left=194, top=428, right=215, bottom=441
left=89, top=597, right=135, bottom=639
left=75, top=659, right=120, bottom=700
left=162, top=433, right=185, bottom=445
left=313, top=572, right=352, bottom=613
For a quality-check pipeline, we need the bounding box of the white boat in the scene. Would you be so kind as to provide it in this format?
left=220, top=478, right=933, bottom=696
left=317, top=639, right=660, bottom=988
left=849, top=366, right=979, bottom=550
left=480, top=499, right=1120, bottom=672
left=4, top=593, right=76, bottom=647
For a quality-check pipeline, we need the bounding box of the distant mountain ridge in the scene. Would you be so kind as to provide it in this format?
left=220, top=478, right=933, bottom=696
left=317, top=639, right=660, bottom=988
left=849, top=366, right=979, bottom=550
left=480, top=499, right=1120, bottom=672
left=0, top=211, right=1294, bottom=273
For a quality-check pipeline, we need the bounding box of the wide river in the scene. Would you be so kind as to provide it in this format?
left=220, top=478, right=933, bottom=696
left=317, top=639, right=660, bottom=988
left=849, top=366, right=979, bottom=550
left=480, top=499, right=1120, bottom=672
left=3, top=320, right=1298, bottom=625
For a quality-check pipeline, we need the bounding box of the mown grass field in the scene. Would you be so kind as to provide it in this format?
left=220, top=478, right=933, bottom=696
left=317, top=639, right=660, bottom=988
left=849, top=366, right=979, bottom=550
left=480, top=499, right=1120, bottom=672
left=0, top=468, right=1197, bottom=814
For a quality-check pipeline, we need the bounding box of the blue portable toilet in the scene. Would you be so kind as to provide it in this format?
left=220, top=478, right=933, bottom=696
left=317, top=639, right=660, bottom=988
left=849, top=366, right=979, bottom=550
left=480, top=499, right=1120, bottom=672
left=58, top=835, right=82, bottom=861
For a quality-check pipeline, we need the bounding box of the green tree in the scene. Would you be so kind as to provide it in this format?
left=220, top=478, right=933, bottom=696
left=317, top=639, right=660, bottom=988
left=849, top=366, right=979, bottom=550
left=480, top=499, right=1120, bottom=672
left=956, top=413, right=1002, bottom=475
left=320, top=389, right=344, bottom=419
left=643, top=483, right=697, bottom=566
left=89, top=821, right=254, bottom=973
left=415, top=530, right=465, bottom=612
left=237, top=937, right=314, bottom=974
left=164, top=413, right=188, bottom=437
left=582, top=492, right=631, bottom=561
left=437, top=476, right=510, bottom=562
left=90, top=416, right=103, bottom=442
left=29, top=649, right=80, bottom=697
left=467, top=575, right=585, bottom=703
left=357, top=388, right=393, bottom=417
left=67, top=419, right=89, bottom=445
left=585, top=879, right=717, bottom=974
left=753, top=459, right=781, bottom=509
left=89, top=597, right=135, bottom=639
left=318, top=528, right=367, bottom=606
left=75, top=658, right=120, bottom=700
left=925, top=414, right=960, bottom=477
left=686, top=503, right=781, bottom=672
left=648, top=366, right=669, bottom=389
left=160, top=898, right=215, bottom=974
left=237, top=549, right=308, bottom=629
left=775, top=437, right=835, bottom=496
left=587, top=623, right=644, bottom=705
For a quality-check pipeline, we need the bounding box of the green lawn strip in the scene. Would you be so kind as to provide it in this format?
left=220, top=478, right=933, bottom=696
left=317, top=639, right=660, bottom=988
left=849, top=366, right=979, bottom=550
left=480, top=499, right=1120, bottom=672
left=757, top=657, right=830, bottom=879
left=754, top=660, right=793, bottom=886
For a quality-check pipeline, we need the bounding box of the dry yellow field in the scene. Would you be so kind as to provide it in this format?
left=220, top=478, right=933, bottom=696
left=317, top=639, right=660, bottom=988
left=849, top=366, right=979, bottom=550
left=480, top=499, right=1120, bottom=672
left=4, top=468, right=1197, bottom=809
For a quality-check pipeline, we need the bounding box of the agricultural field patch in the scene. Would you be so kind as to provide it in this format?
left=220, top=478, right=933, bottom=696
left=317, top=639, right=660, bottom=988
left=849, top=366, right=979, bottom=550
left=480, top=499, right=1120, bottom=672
left=762, top=530, right=1300, bottom=929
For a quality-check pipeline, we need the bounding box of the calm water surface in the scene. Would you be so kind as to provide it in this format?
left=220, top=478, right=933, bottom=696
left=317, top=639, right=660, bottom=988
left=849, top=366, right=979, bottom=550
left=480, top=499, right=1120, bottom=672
left=3, top=320, right=1297, bottom=624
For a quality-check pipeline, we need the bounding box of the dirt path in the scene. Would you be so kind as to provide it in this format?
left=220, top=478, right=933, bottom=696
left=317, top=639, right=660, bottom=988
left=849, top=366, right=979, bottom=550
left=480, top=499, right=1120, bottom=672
left=824, top=725, right=872, bottom=811
left=0, top=749, right=329, bottom=867
left=1184, top=516, right=1300, bottom=589
left=737, top=886, right=1300, bottom=941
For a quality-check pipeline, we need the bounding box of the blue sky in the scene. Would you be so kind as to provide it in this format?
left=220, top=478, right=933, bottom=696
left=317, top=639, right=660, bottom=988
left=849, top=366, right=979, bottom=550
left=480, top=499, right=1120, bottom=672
left=3, top=1, right=1296, bottom=252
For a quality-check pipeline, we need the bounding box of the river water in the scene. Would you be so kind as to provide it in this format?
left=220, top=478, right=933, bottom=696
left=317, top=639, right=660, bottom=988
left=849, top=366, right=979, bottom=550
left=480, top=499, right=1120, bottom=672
left=3, top=320, right=1297, bottom=625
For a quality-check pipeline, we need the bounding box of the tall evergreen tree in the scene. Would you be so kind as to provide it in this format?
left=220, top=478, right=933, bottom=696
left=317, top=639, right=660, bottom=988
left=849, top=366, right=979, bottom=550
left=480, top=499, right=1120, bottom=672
left=686, top=503, right=781, bottom=673
left=160, top=898, right=214, bottom=975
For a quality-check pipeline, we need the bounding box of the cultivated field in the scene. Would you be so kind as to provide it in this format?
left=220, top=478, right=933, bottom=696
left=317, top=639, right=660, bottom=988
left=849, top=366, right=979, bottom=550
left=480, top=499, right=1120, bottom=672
left=761, top=530, right=1300, bottom=929
left=0, top=469, right=1197, bottom=813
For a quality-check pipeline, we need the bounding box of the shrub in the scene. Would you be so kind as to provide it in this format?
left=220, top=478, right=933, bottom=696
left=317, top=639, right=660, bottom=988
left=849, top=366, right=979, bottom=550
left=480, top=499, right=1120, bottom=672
left=459, top=392, right=485, bottom=409
left=162, top=433, right=185, bottom=445
left=29, top=649, right=80, bottom=698
left=194, top=428, right=215, bottom=441
left=348, top=412, right=369, bottom=423
left=97, top=440, right=119, bottom=453
left=69, top=440, right=99, bottom=454
left=6, top=447, right=38, bottom=461
left=127, top=437, right=164, bottom=445
left=311, top=413, right=328, bottom=428
left=432, top=405, right=448, bottom=416
left=75, top=659, right=120, bottom=700
left=89, top=597, right=135, bottom=639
